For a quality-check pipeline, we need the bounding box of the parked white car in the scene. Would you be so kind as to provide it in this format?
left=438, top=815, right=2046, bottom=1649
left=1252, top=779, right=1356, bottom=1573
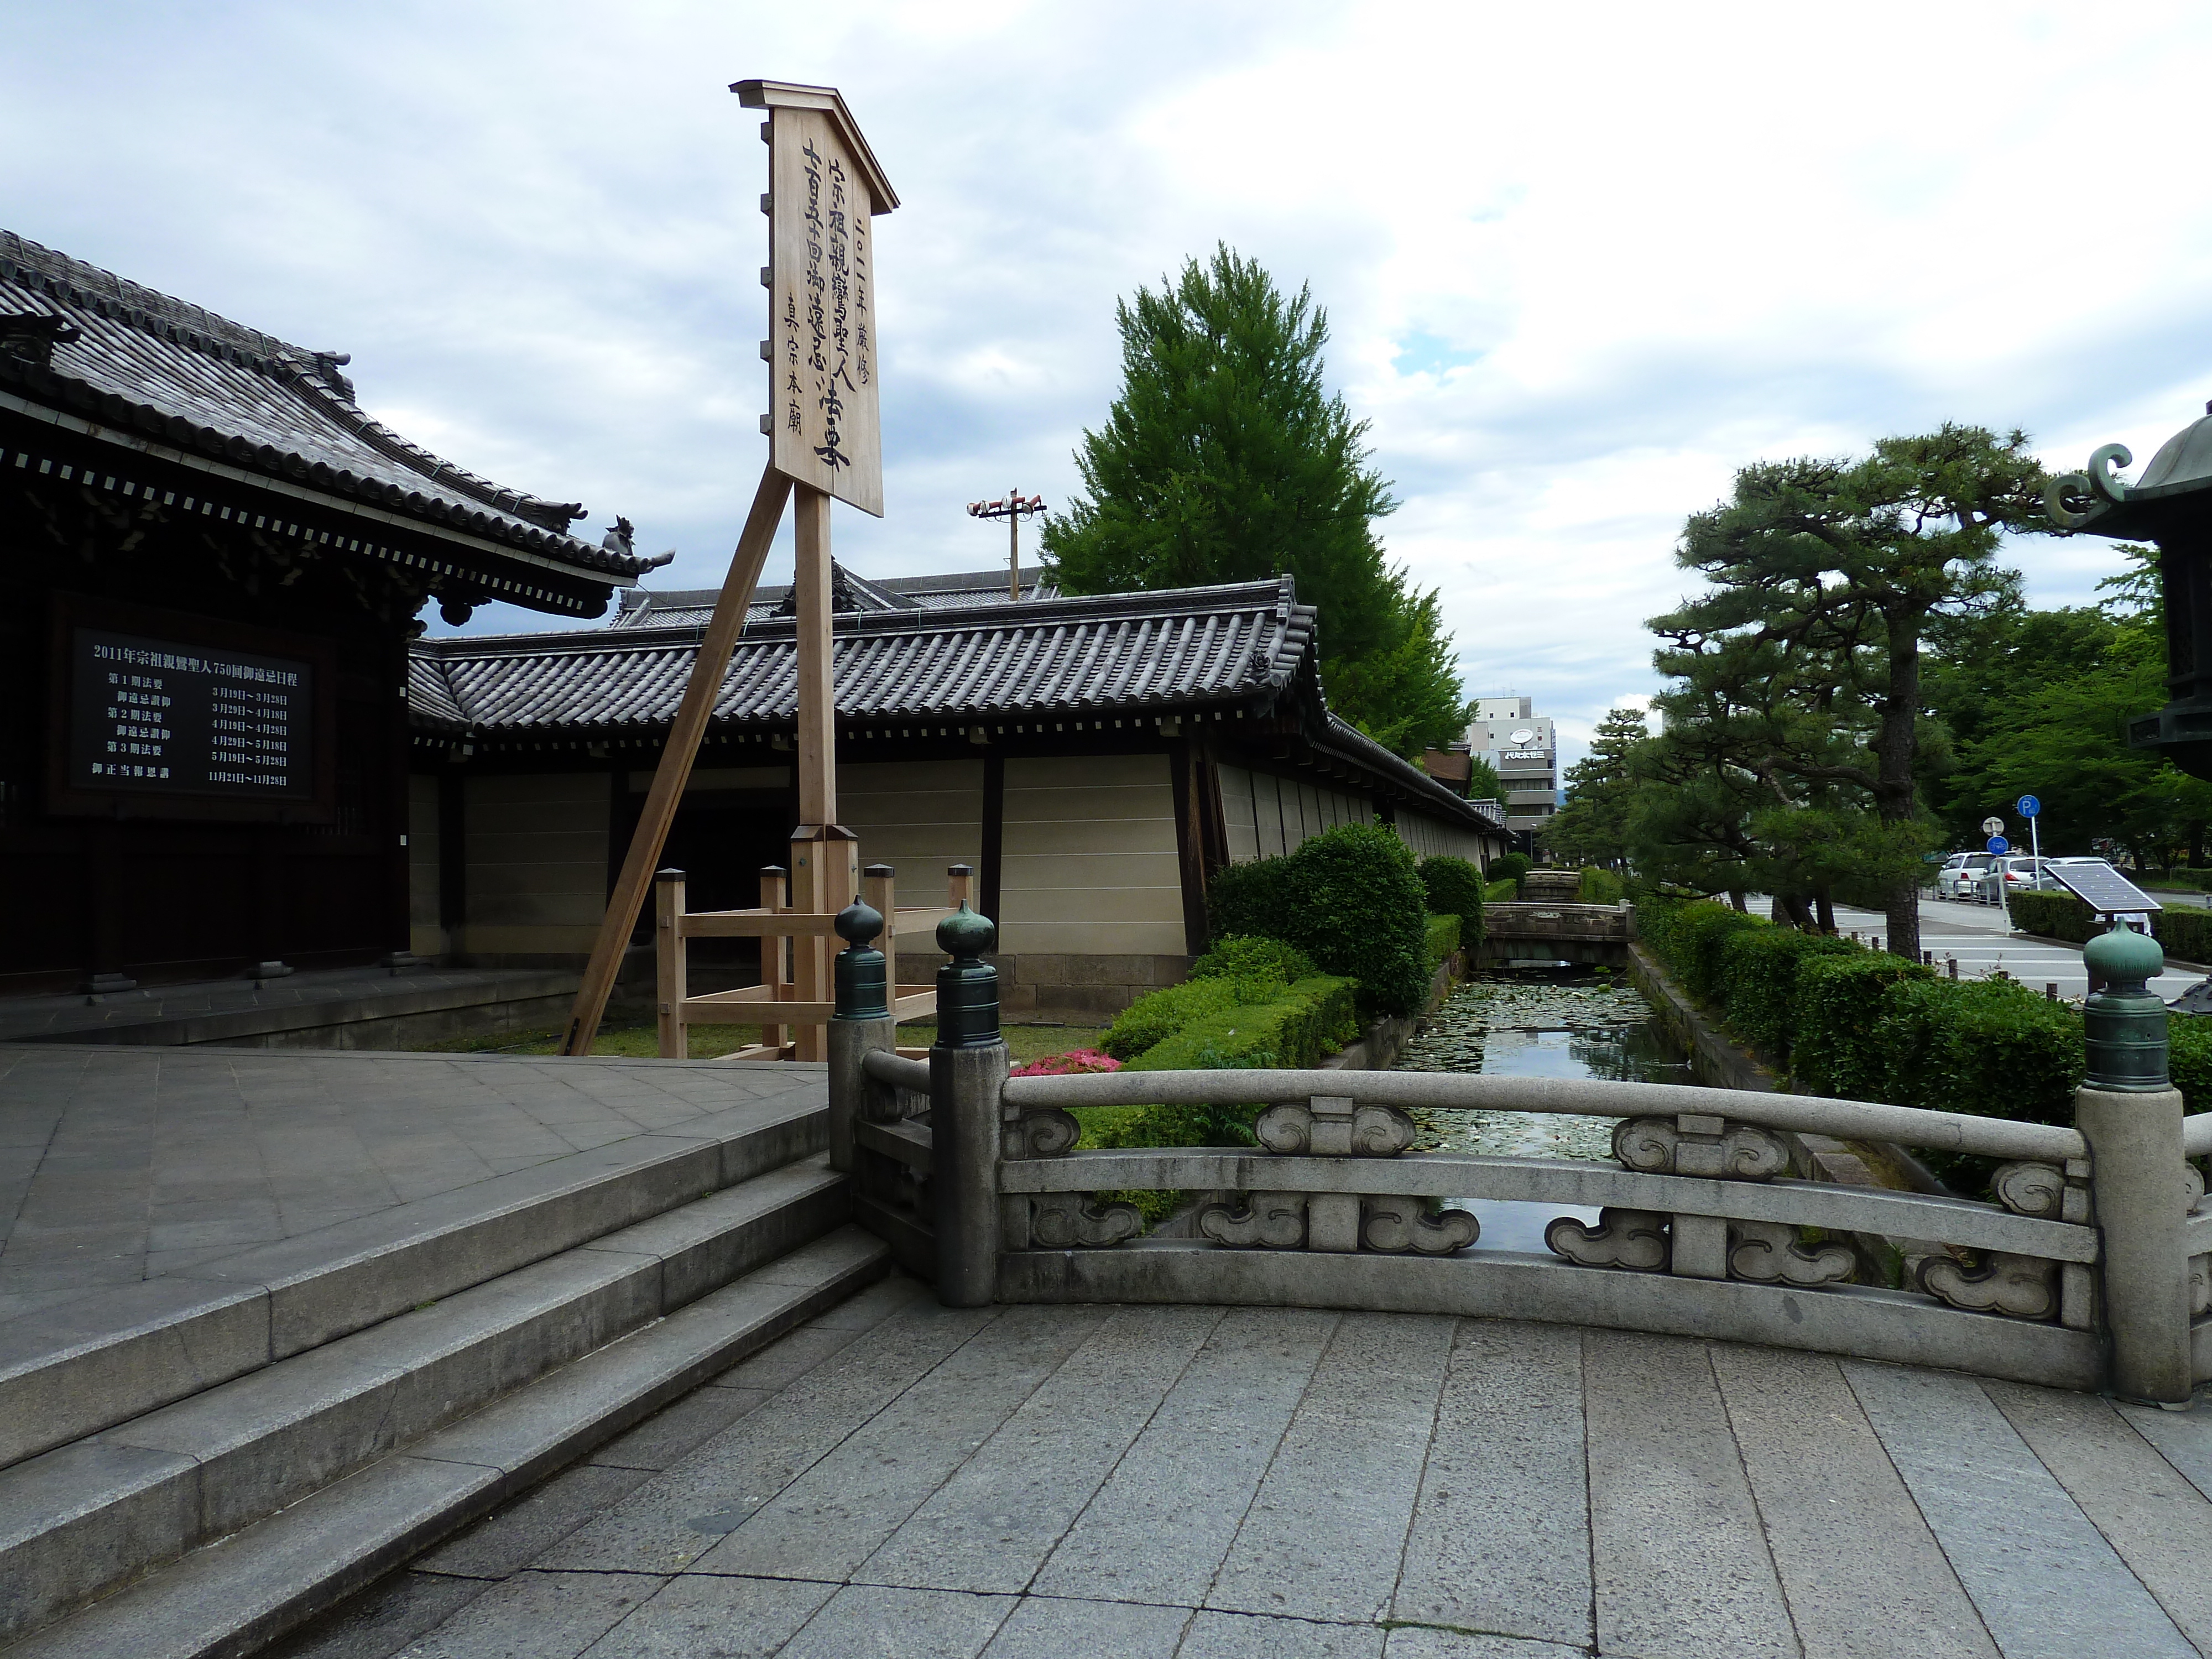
left=1935, top=852, right=1998, bottom=900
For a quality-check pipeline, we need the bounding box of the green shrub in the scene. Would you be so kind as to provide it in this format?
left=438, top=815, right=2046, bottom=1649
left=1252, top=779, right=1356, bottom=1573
left=1578, top=866, right=1625, bottom=905
left=1125, top=975, right=1360, bottom=1071
left=1423, top=913, right=1461, bottom=975
left=1208, top=823, right=1431, bottom=1018
left=2008, top=889, right=2212, bottom=967
left=1100, top=977, right=1242, bottom=1060
left=1793, top=953, right=1934, bottom=1099
left=1484, top=877, right=1519, bottom=902
left=2172, top=1016, right=2212, bottom=1105
left=1490, top=852, right=1531, bottom=884
left=2007, top=890, right=2095, bottom=944
left=1714, top=927, right=1860, bottom=1063
left=1635, top=898, right=1767, bottom=1005
left=1418, top=857, right=1486, bottom=946
left=1187, top=934, right=1316, bottom=990
left=2150, top=868, right=2212, bottom=893
left=2157, top=907, right=2212, bottom=967
left=1874, top=977, right=2084, bottom=1129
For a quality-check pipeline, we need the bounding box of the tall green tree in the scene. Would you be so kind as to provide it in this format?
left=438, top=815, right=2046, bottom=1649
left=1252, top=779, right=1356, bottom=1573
left=1541, top=706, right=1648, bottom=867
left=1936, top=547, right=2212, bottom=867
left=1044, top=244, right=1466, bottom=754
left=1648, top=425, right=2049, bottom=958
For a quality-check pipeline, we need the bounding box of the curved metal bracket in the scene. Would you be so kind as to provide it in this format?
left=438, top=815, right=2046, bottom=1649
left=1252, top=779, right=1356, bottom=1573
left=2089, top=442, right=2134, bottom=503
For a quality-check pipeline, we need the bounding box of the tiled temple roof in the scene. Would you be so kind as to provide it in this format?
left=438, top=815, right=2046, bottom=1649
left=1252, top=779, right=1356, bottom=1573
left=610, top=565, right=1059, bottom=629
left=0, top=231, right=641, bottom=597
left=410, top=576, right=1499, bottom=828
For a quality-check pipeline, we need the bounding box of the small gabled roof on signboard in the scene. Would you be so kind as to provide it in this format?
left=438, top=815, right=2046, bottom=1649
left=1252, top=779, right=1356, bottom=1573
left=729, top=80, right=899, bottom=213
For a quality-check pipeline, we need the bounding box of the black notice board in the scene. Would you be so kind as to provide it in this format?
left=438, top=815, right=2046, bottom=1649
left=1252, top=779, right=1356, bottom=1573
left=48, top=596, right=338, bottom=822
left=68, top=627, right=315, bottom=799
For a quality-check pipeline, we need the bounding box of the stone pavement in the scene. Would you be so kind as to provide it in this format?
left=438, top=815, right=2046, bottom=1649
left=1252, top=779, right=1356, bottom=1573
left=0, top=1045, right=803, bottom=1326
left=265, top=1275, right=2212, bottom=1659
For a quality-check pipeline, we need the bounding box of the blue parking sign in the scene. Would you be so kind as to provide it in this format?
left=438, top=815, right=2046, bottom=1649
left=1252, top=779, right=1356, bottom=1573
left=2017, top=795, right=2041, bottom=818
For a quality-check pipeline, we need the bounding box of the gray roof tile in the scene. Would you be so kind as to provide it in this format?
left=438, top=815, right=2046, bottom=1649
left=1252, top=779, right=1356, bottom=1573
left=0, top=231, right=640, bottom=586
left=410, top=576, right=1499, bottom=830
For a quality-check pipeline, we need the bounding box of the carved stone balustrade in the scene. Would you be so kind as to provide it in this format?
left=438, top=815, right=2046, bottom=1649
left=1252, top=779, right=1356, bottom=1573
left=1198, top=1096, right=1479, bottom=1256
left=999, top=1102, right=1140, bottom=1250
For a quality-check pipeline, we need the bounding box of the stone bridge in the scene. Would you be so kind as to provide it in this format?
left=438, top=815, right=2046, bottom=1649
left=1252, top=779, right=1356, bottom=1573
left=1477, top=899, right=1635, bottom=967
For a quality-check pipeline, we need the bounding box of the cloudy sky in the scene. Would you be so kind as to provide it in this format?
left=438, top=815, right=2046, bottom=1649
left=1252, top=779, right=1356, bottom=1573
left=7, top=1, right=2209, bottom=766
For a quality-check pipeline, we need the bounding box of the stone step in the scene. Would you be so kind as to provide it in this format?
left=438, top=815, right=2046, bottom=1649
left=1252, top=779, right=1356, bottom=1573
left=0, top=1158, right=865, bottom=1650
left=0, top=1086, right=827, bottom=1472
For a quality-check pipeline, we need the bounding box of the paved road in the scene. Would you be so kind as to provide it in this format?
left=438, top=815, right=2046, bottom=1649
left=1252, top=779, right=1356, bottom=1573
left=1804, top=896, right=2206, bottom=1003
left=268, top=1274, right=2212, bottom=1659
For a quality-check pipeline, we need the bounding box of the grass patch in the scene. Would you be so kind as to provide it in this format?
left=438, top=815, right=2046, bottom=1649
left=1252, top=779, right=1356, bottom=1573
left=421, top=1019, right=1105, bottom=1065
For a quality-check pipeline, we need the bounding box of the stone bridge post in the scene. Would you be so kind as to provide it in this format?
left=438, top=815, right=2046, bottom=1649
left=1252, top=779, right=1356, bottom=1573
left=930, top=903, right=1006, bottom=1308
left=827, top=897, right=894, bottom=1175
left=2075, top=924, right=2193, bottom=1404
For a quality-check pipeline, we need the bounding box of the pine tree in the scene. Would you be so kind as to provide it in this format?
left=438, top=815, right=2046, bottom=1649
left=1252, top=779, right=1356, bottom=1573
left=1541, top=707, right=1647, bottom=867
left=1044, top=244, right=1465, bottom=754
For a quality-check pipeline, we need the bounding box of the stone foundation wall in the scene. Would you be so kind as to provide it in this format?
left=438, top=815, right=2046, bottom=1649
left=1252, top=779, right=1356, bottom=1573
left=898, top=951, right=1192, bottom=1024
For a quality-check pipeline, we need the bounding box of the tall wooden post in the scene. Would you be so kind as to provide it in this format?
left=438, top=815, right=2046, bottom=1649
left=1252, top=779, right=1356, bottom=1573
left=789, top=483, right=857, bottom=1061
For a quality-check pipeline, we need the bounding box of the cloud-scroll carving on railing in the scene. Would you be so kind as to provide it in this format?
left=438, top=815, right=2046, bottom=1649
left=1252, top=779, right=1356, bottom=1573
left=1197, top=1097, right=1481, bottom=1256
left=1001, top=1103, right=1141, bottom=1249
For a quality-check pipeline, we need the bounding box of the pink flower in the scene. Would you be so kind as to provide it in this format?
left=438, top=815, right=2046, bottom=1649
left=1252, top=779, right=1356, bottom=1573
left=1010, top=1048, right=1123, bottom=1077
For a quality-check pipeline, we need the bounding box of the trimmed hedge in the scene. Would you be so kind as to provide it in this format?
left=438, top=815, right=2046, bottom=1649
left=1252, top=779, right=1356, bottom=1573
left=1490, top=852, right=1531, bottom=884
left=1792, top=953, right=1934, bottom=1100
left=1634, top=895, right=2212, bottom=1190
left=1125, top=975, right=1360, bottom=1072
left=1418, top=857, right=1486, bottom=947
left=1423, top=913, right=1460, bottom=974
left=1714, top=927, right=1860, bottom=1065
left=1872, top=976, right=2083, bottom=1128
left=1208, top=823, right=1431, bottom=1018
left=2008, top=889, right=2212, bottom=966
left=1099, top=977, right=1243, bottom=1060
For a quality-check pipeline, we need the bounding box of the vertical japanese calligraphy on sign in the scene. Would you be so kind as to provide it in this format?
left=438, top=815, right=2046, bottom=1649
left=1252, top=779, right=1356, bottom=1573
left=742, top=82, right=898, bottom=517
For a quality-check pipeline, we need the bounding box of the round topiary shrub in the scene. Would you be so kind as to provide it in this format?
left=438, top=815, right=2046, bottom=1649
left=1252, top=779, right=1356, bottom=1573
left=1208, top=822, right=1431, bottom=1018
left=1418, top=856, right=1486, bottom=935
left=1490, top=852, right=1532, bottom=885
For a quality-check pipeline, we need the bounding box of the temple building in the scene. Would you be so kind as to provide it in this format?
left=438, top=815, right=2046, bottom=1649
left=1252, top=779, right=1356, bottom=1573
left=0, top=231, right=1504, bottom=1020
left=408, top=572, right=1506, bottom=1019
left=0, top=231, right=641, bottom=995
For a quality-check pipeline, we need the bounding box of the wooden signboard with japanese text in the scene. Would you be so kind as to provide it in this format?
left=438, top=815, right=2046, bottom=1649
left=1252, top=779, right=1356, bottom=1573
left=747, top=83, right=897, bottom=517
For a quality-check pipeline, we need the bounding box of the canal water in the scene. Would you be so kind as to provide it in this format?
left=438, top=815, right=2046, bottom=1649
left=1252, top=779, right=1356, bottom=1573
left=1392, top=967, right=1694, bottom=1252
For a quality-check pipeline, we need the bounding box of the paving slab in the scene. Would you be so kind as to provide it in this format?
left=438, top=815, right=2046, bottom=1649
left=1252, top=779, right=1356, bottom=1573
left=386, top=1568, right=664, bottom=1659
left=1584, top=1329, right=1798, bottom=1659
left=977, top=1594, right=1190, bottom=1657
left=770, top=1582, right=1015, bottom=1659
left=1392, top=1318, right=1591, bottom=1648
left=693, top=1303, right=1108, bottom=1581
left=1208, top=1311, right=1452, bottom=1624
left=860, top=1303, right=1222, bottom=1594
left=1844, top=1362, right=2197, bottom=1659
left=258, top=1569, right=488, bottom=1659
left=1710, top=1343, right=1995, bottom=1659
left=534, top=1300, right=1000, bottom=1574
left=1985, top=1380, right=2212, bottom=1652
left=573, top=1573, right=839, bottom=1657
left=1380, top=1631, right=1585, bottom=1659
left=414, top=1464, right=654, bottom=1580
left=1029, top=1307, right=1338, bottom=1607
left=1177, top=1609, right=1384, bottom=1658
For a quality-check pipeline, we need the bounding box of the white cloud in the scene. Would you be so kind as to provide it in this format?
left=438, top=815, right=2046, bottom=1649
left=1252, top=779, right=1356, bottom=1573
left=6, top=0, right=2206, bottom=724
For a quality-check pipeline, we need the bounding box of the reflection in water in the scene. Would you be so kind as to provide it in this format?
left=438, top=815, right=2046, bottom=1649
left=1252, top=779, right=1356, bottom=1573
left=1392, top=968, right=1692, bottom=1251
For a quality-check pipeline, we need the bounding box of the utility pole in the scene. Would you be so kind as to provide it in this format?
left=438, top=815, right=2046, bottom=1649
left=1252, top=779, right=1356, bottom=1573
left=967, top=487, right=1047, bottom=600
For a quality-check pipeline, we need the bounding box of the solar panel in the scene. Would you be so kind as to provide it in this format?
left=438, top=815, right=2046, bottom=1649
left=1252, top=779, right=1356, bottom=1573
left=2048, top=862, right=2163, bottom=915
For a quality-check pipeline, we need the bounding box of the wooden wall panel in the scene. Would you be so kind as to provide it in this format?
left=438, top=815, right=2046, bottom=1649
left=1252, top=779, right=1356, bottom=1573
left=840, top=759, right=984, bottom=912
left=464, top=773, right=610, bottom=956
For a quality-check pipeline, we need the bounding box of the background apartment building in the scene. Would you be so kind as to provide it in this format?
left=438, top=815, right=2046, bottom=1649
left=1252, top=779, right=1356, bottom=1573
left=1465, top=695, right=1558, bottom=848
